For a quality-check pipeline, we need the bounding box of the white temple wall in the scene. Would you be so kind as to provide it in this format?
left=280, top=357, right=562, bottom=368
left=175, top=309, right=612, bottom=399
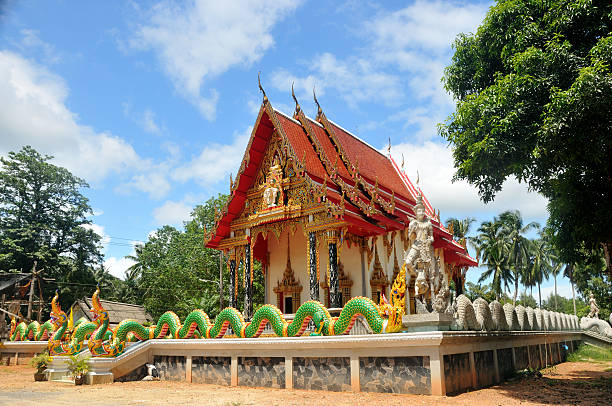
left=337, top=240, right=363, bottom=297
left=266, top=228, right=310, bottom=306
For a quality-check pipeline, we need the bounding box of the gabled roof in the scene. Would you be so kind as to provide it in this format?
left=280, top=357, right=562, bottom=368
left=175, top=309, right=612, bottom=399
left=205, top=96, right=477, bottom=267
left=74, top=298, right=153, bottom=326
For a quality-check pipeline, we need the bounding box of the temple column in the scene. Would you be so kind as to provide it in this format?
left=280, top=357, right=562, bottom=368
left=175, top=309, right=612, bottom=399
left=328, top=230, right=341, bottom=308
left=308, top=232, right=319, bottom=301
left=229, top=253, right=237, bottom=308
left=244, top=243, right=253, bottom=319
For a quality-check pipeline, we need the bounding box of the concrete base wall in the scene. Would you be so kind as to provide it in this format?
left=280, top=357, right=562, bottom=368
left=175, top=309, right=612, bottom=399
left=0, top=332, right=586, bottom=396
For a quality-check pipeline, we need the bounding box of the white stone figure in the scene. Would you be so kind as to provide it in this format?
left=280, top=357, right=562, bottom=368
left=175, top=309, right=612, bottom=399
left=263, top=184, right=279, bottom=208
left=587, top=292, right=599, bottom=319
left=404, top=193, right=438, bottom=311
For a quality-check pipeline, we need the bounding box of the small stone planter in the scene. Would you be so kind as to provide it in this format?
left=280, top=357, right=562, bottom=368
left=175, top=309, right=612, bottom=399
left=34, top=371, right=47, bottom=381
left=74, top=375, right=85, bottom=385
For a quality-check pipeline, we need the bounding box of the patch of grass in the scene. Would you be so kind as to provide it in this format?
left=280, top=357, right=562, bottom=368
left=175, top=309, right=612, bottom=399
left=567, top=344, right=612, bottom=363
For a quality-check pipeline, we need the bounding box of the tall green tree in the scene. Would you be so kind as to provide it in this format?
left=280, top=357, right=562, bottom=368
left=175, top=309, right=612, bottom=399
left=0, top=146, right=103, bottom=308
left=527, top=237, right=551, bottom=307
left=474, top=219, right=513, bottom=300
left=440, top=0, right=612, bottom=276
left=499, top=211, right=539, bottom=305
left=123, top=194, right=268, bottom=321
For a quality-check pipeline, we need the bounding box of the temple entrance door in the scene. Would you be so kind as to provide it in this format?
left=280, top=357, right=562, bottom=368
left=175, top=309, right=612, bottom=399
left=284, top=296, right=293, bottom=314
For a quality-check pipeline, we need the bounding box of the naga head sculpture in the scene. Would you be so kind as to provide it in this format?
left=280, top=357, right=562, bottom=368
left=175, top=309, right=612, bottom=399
left=90, top=286, right=108, bottom=326
left=50, top=290, right=67, bottom=328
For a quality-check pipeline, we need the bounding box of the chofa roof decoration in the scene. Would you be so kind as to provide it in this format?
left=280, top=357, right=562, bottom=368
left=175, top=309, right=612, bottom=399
left=204, top=82, right=476, bottom=267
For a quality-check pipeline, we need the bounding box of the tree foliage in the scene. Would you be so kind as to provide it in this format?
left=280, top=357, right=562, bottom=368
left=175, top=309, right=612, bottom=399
left=121, top=194, right=265, bottom=321
left=440, top=0, right=612, bottom=275
left=0, top=146, right=104, bottom=308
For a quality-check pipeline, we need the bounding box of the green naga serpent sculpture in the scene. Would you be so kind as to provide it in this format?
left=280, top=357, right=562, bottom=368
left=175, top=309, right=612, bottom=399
left=89, top=293, right=383, bottom=358
left=9, top=318, right=55, bottom=341
left=47, top=291, right=99, bottom=356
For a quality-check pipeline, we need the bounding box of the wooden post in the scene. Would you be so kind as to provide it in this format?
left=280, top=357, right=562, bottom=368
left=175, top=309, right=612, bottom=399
left=27, top=262, right=37, bottom=320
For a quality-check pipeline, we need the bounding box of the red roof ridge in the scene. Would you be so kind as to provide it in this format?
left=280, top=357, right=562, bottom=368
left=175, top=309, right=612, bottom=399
left=326, top=118, right=388, bottom=161
left=273, top=107, right=301, bottom=125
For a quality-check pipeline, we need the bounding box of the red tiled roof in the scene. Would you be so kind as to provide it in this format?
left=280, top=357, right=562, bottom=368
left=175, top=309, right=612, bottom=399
left=205, top=100, right=476, bottom=267
left=327, top=121, right=412, bottom=202
left=275, top=112, right=327, bottom=180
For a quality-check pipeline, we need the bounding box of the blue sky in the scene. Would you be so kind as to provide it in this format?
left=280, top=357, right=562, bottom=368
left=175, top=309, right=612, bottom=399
left=0, top=1, right=573, bottom=300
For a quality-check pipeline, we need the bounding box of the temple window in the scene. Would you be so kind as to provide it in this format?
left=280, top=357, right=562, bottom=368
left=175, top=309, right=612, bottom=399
left=272, top=238, right=302, bottom=314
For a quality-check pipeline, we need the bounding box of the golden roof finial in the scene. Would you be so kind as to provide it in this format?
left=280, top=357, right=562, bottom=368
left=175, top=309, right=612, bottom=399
left=291, top=82, right=300, bottom=114
left=313, top=86, right=322, bottom=118
left=258, top=71, right=268, bottom=103
left=387, top=137, right=391, bottom=156
left=401, top=153, right=405, bottom=171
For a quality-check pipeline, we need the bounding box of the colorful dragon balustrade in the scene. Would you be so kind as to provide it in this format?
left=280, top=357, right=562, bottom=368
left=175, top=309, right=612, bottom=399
left=87, top=288, right=386, bottom=357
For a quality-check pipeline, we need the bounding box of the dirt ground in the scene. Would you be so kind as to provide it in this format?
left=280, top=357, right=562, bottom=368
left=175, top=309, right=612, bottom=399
left=0, top=361, right=610, bottom=406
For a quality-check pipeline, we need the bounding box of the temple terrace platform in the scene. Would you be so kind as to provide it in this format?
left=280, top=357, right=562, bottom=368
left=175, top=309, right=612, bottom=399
left=1, top=330, right=590, bottom=396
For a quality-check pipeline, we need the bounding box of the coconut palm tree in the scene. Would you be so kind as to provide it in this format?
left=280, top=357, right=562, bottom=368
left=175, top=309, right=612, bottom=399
left=498, top=211, right=539, bottom=305
left=474, top=219, right=513, bottom=300
left=445, top=217, right=476, bottom=240
left=528, top=238, right=552, bottom=308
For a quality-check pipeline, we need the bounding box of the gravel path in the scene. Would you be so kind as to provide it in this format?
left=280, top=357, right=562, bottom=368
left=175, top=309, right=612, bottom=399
left=1, top=360, right=610, bottom=406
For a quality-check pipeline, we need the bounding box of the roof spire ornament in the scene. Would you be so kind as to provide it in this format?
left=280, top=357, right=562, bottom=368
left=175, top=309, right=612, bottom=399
left=258, top=71, right=268, bottom=103
left=313, top=86, right=322, bottom=118
left=401, top=154, right=405, bottom=171
left=387, top=137, right=391, bottom=156
left=291, top=82, right=301, bottom=114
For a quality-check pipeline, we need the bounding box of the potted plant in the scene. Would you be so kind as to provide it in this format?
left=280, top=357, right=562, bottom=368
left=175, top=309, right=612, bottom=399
left=67, top=354, right=90, bottom=385
left=29, top=352, right=51, bottom=381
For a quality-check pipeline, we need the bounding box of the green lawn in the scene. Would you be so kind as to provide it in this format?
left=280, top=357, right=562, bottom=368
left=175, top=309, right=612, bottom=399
left=567, top=344, right=612, bottom=363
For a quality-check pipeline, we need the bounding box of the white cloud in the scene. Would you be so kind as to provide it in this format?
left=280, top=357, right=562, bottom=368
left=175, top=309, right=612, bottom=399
left=19, top=29, right=61, bottom=65
left=126, top=166, right=172, bottom=199
left=172, top=127, right=251, bottom=185
left=122, top=102, right=163, bottom=135
left=271, top=53, right=403, bottom=108
left=104, top=256, right=136, bottom=280
left=390, top=141, right=549, bottom=220
left=270, top=1, right=488, bottom=141
left=0, top=50, right=141, bottom=182
left=540, top=281, right=574, bottom=301
left=130, top=0, right=302, bottom=119
left=82, top=223, right=111, bottom=254
left=152, top=199, right=193, bottom=226
left=367, top=0, right=488, bottom=108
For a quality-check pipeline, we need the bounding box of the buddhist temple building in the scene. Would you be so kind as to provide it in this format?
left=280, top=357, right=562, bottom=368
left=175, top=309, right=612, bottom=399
left=205, top=89, right=477, bottom=318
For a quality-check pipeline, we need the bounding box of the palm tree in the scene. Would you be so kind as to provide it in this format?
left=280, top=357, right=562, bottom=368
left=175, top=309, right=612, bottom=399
left=528, top=238, right=552, bottom=308
left=498, top=211, right=539, bottom=305
left=474, top=219, right=513, bottom=300
left=445, top=217, right=476, bottom=241
left=125, top=244, right=145, bottom=277
left=541, top=227, right=566, bottom=311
